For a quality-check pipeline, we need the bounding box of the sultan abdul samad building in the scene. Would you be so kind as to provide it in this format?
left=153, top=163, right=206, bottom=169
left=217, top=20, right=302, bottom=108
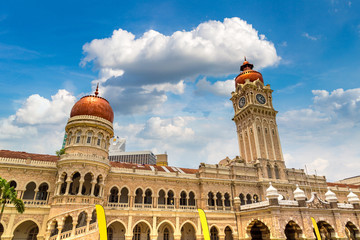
left=1, top=60, right=360, bottom=240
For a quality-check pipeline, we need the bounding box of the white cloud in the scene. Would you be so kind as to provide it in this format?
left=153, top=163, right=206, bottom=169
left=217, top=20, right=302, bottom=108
left=82, top=17, right=280, bottom=114
left=196, top=78, right=234, bottom=96
left=278, top=88, right=360, bottom=181
left=0, top=90, right=76, bottom=154
left=15, top=89, right=76, bottom=125
left=302, top=32, right=319, bottom=41
left=138, top=116, right=195, bottom=140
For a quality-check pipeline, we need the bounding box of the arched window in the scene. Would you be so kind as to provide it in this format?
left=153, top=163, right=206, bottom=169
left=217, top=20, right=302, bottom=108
left=144, top=189, right=152, bottom=204
left=253, top=194, right=259, bottom=203
left=109, top=187, right=119, bottom=203
left=188, top=191, right=196, bottom=206
left=133, top=225, right=141, bottom=240
left=239, top=193, right=245, bottom=205
left=267, top=164, right=272, bottom=178
left=69, top=172, right=81, bottom=195
left=246, top=194, right=252, bottom=204
left=97, top=133, right=103, bottom=146
left=210, top=227, right=219, bottom=240
left=158, top=190, right=166, bottom=205
left=76, top=211, right=87, bottom=228
left=76, top=131, right=82, bottom=144
left=180, top=191, right=187, bottom=206
left=27, top=227, right=39, bottom=240
left=135, top=189, right=143, bottom=204
left=94, top=175, right=102, bottom=197
left=60, top=173, right=67, bottom=195
left=67, top=133, right=72, bottom=145
left=82, top=173, right=93, bottom=195
left=50, top=221, right=58, bottom=237
left=108, top=227, right=114, bottom=240
left=90, top=210, right=96, bottom=224
left=274, top=165, right=280, bottom=179
left=224, top=193, right=231, bottom=207
left=86, top=132, right=92, bottom=144
left=62, top=216, right=73, bottom=233
left=216, top=192, right=222, bottom=206
left=23, top=182, right=36, bottom=200
left=36, top=182, right=49, bottom=200
left=9, top=180, right=17, bottom=189
left=167, top=190, right=174, bottom=205
left=208, top=192, right=215, bottom=206
left=120, top=187, right=129, bottom=203
left=164, top=227, right=169, bottom=240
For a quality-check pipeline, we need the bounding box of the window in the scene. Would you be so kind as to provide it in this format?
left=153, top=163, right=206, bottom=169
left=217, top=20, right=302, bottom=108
left=76, top=131, right=82, bottom=144
left=164, top=228, right=169, bottom=240
left=210, top=227, right=218, bottom=240
left=67, top=133, right=72, bottom=145
left=239, top=193, right=245, bottom=205
left=27, top=227, right=39, bottom=240
left=275, top=165, right=280, bottom=179
left=180, top=191, right=187, bottom=206
left=133, top=225, right=141, bottom=240
left=267, top=164, right=272, bottom=178
left=246, top=194, right=252, bottom=204
left=97, top=133, right=103, bottom=146
left=208, top=192, right=215, bottom=206
left=86, top=132, right=92, bottom=144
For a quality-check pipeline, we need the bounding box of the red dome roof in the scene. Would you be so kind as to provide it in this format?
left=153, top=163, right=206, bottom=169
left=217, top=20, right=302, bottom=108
left=70, top=86, right=114, bottom=123
left=235, top=59, right=263, bottom=86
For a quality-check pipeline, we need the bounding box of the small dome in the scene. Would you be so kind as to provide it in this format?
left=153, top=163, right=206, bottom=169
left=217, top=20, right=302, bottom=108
left=266, top=182, right=279, bottom=199
left=70, top=85, right=114, bottom=123
left=325, top=187, right=338, bottom=203
left=347, top=189, right=360, bottom=204
left=293, top=184, right=306, bottom=201
left=235, top=59, right=264, bottom=86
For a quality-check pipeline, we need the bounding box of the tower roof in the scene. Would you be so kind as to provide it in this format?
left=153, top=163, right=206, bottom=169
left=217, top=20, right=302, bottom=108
left=70, top=85, right=114, bottom=123
left=235, top=58, right=263, bottom=86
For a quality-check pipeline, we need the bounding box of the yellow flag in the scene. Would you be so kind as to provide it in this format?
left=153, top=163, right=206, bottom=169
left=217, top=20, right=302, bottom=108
left=198, top=209, right=210, bottom=240
left=96, top=204, right=108, bottom=240
left=311, top=217, right=321, bottom=240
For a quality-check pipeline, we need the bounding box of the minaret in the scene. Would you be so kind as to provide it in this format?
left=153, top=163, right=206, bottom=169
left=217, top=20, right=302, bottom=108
left=230, top=59, right=283, bottom=164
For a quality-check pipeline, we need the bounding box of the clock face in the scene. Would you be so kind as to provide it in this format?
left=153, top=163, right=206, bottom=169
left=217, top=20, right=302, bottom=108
left=238, top=97, right=246, bottom=108
left=256, top=94, right=266, bottom=104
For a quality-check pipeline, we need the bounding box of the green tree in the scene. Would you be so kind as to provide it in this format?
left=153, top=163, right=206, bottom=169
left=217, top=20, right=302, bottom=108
left=0, top=177, right=25, bottom=222
left=56, top=148, right=65, bottom=156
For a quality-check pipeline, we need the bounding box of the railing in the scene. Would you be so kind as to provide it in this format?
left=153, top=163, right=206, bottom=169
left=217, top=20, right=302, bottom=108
left=53, top=195, right=103, bottom=205
left=107, top=202, right=129, bottom=208
left=208, top=206, right=215, bottom=210
left=134, top=203, right=153, bottom=209
left=179, top=205, right=197, bottom=210
left=240, top=200, right=269, bottom=210
left=338, top=203, right=354, bottom=209
left=75, top=225, right=87, bottom=235
left=279, top=200, right=299, bottom=206
left=0, top=157, right=57, bottom=167
left=22, top=199, right=48, bottom=206
left=59, top=153, right=109, bottom=165
left=59, top=230, right=71, bottom=239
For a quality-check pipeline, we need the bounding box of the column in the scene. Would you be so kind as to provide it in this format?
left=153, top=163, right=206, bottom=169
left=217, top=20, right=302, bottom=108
left=85, top=218, right=91, bottom=233
left=33, top=191, right=38, bottom=201
left=90, top=181, right=96, bottom=196
left=71, top=220, right=77, bottom=237
left=175, top=197, right=179, bottom=209
left=99, top=183, right=104, bottom=197
left=65, top=180, right=71, bottom=195
left=46, top=191, right=50, bottom=203
left=56, top=181, right=62, bottom=195
left=153, top=196, right=158, bottom=208
left=77, top=180, right=84, bottom=196
left=56, top=225, right=63, bottom=240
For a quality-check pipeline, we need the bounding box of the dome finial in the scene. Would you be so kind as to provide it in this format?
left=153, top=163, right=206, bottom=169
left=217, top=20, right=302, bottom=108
left=244, top=56, right=247, bottom=61
left=95, top=83, right=99, bottom=96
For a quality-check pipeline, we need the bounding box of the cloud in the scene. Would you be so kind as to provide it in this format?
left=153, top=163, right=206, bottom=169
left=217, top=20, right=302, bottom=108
left=15, top=90, right=76, bottom=125
left=82, top=17, right=280, bottom=114
left=278, top=88, right=360, bottom=180
left=302, top=32, right=319, bottom=41
left=196, top=78, right=234, bottom=96
left=0, top=90, right=76, bottom=154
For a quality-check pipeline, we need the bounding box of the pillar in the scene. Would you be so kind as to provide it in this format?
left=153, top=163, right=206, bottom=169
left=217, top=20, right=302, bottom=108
left=77, top=180, right=84, bottom=196
left=71, top=221, right=77, bottom=237
left=90, top=181, right=96, bottom=196
left=65, top=180, right=71, bottom=195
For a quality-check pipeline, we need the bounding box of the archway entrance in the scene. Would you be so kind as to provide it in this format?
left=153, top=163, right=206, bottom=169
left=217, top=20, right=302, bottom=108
left=12, top=220, right=39, bottom=240
left=0, top=223, right=3, bottom=239
left=108, top=221, right=126, bottom=240
left=345, top=221, right=359, bottom=240
left=133, top=222, right=151, bottom=240
left=157, top=223, right=174, bottom=240
left=247, top=220, right=270, bottom=240
left=224, top=226, right=233, bottom=240
left=315, top=221, right=335, bottom=240
left=181, top=222, right=196, bottom=240
left=284, top=221, right=302, bottom=240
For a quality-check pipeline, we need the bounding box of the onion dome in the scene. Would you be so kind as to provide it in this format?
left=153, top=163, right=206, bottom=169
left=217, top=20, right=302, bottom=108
left=70, top=84, right=114, bottom=123
left=325, top=187, right=338, bottom=203
left=347, top=189, right=360, bottom=204
left=235, top=57, right=264, bottom=86
left=266, top=182, right=279, bottom=199
left=293, top=184, right=306, bottom=201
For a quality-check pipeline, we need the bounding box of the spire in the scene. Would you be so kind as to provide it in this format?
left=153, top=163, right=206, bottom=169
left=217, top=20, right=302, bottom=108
left=95, top=83, right=99, bottom=96
left=240, top=58, right=254, bottom=71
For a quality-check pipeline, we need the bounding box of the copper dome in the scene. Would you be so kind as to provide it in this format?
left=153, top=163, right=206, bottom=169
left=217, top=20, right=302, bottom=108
left=70, top=86, right=114, bottom=123
left=235, top=59, right=263, bottom=86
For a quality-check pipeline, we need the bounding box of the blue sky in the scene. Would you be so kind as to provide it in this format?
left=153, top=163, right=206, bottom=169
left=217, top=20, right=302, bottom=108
left=1, top=0, right=360, bottom=181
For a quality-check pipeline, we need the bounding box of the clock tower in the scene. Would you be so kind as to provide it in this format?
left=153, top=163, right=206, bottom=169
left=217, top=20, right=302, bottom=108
left=230, top=59, right=284, bottom=169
